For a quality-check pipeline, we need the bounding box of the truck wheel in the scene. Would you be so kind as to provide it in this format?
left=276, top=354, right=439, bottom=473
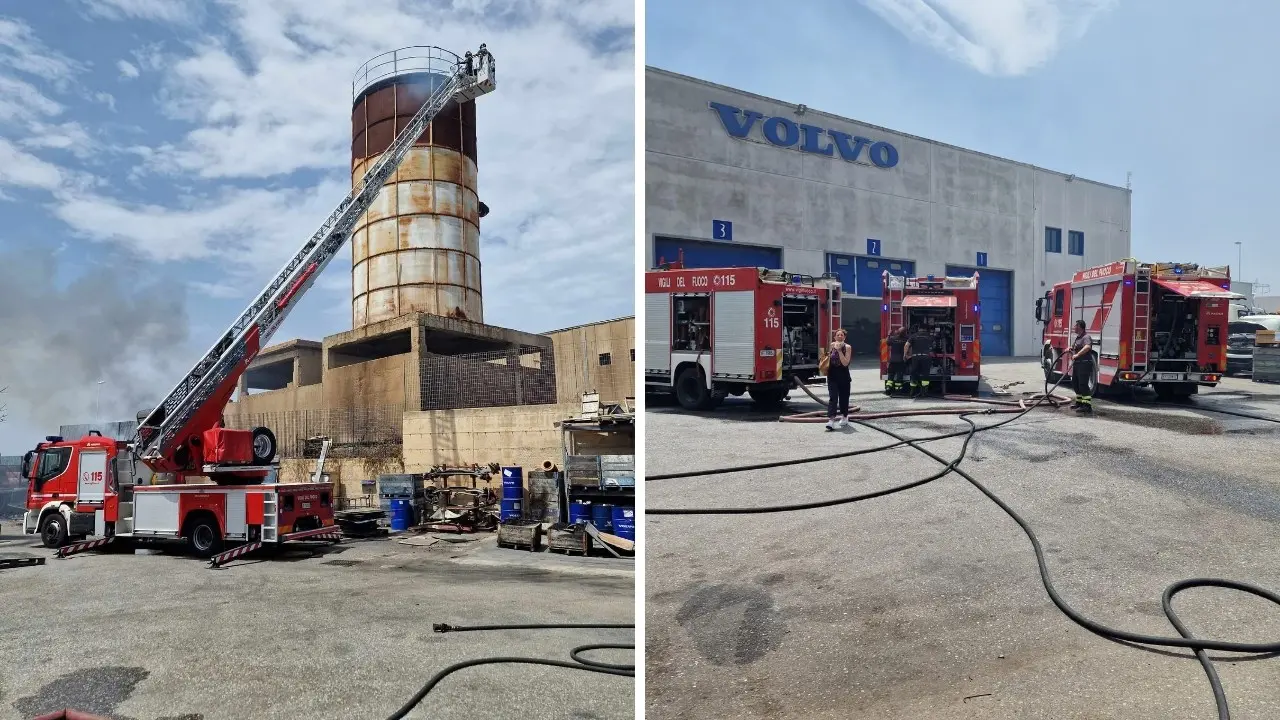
left=250, top=427, right=277, bottom=465
left=39, top=512, right=67, bottom=548
left=747, top=386, right=787, bottom=408
left=186, top=517, right=224, bottom=558
left=675, top=367, right=714, bottom=410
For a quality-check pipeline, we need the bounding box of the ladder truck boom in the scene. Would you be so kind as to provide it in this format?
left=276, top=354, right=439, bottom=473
left=134, top=45, right=497, bottom=473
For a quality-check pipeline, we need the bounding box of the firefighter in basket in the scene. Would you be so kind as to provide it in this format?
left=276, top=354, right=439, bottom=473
left=1069, top=319, right=1094, bottom=414
left=905, top=325, right=934, bottom=398
left=885, top=327, right=908, bottom=396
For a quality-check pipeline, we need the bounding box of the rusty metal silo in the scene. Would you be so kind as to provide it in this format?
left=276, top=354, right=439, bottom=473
left=350, top=46, right=485, bottom=328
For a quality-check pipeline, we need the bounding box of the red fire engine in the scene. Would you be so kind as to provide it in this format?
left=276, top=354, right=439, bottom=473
left=1036, top=260, right=1241, bottom=399
left=880, top=271, right=982, bottom=394
left=644, top=266, right=843, bottom=410
left=20, top=47, right=497, bottom=562
left=21, top=431, right=333, bottom=557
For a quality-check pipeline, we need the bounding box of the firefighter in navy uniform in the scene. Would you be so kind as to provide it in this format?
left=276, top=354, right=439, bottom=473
left=885, top=328, right=908, bottom=395
left=905, top=325, right=935, bottom=398
left=1069, top=319, right=1095, bottom=413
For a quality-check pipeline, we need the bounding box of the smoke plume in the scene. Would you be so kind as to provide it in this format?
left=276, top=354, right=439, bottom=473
left=0, top=248, right=192, bottom=450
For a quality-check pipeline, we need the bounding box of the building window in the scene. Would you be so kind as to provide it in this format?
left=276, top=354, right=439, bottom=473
left=1068, top=230, right=1084, bottom=256
left=630, top=349, right=635, bottom=361
left=599, top=352, right=612, bottom=366
left=1045, top=227, right=1062, bottom=253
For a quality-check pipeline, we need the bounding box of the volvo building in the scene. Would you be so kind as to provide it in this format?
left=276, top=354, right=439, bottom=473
left=645, top=67, right=1133, bottom=357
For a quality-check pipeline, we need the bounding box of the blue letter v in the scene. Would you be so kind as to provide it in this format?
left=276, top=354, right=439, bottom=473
left=710, top=101, right=762, bottom=139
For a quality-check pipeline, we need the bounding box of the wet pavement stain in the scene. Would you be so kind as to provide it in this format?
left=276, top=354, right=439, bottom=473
left=13, top=666, right=149, bottom=720
left=675, top=583, right=785, bottom=666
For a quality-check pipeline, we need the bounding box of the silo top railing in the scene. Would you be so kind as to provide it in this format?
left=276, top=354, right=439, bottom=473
left=352, top=46, right=464, bottom=102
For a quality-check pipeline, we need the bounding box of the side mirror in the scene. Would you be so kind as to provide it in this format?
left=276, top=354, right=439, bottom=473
left=1034, top=297, right=1046, bottom=323
left=20, top=450, right=33, bottom=479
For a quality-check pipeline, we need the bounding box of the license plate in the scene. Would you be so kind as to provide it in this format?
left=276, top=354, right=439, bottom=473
left=759, top=349, right=775, bottom=357
left=302, top=502, right=311, bottom=509
left=1157, top=373, right=1180, bottom=381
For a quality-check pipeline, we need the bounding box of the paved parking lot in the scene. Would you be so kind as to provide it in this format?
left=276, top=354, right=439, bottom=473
left=0, top=531, right=634, bottom=720
left=645, top=359, right=1280, bottom=720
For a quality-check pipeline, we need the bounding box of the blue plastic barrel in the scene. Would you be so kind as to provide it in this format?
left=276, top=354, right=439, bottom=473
left=569, top=501, right=591, bottom=524
left=500, top=498, right=523, bottom=522
left=501, top=466, right=524, bottom=501
left=389, top=498, right=411, bottom=531
left=611, top=506, right=635, bottom=542
left=592, top=503, right=613, bottom=533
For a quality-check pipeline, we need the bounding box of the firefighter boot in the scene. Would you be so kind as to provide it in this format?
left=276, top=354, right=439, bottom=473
left=1075, top=396, right=1093, bottom=413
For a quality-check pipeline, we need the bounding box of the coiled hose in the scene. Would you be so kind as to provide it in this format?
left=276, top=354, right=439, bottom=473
left=647, top=370, right=1280, bottom=719
left=386, top=622, right=635, bottom=719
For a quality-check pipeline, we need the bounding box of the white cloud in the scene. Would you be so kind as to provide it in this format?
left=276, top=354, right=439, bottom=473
left=75, top=0, right=201, bottom=24
left=22, top=122, right=94, bottom=158
left=0, top=75, right=62, bottom=124
left=0, top=17, right=83, bottom=83
left=117, top=59, right=140, bottom=78
left=862, top=0, right=1114, bottom=75
left=93, top=91, right=117, bottom=111
left=54, top=176, right=352, bottom=265
left=0, top=138, right=63, bottom=190
left=190, top=281, right=245, bottom=299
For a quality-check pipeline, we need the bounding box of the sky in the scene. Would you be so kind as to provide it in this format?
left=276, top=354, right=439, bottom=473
left=645, top=0, right=1280, bottom=291
left=0, top=0, right=634, bottom=452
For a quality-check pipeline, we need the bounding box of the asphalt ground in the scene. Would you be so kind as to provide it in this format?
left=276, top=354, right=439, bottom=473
left=645, top=359, right=1280, bottom=720
left=0, top=530, right=635, bottom=720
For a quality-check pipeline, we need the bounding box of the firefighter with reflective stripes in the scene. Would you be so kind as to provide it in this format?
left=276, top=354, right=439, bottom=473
left=885, top=327, right=907, bottom=395
left=1069, top=319, right=1095, bottom=413
left=905, top=325, right=934, bottom=398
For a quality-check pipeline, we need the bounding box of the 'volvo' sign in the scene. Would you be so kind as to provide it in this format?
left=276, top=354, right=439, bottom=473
left=710, top=101, right=900, bottom=169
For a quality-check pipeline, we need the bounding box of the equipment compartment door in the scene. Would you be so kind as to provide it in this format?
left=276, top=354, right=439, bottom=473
left=645, top=293, right=672, bottom=373
left=77, top=450, right=108, bottom=505
left=132, top=492, right=181, bottom=534
left=712, top=290, right=756, bottom=376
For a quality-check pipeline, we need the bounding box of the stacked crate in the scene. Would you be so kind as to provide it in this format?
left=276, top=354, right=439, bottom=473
left=566, top=455, right=602, bottom=489
left=600, top=455, right=635, bottom=489
left=1253, top=331, right=1280, bottom=383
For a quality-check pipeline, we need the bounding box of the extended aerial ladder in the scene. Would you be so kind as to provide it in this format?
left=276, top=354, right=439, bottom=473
left=132, top=45, right=496, bottom=479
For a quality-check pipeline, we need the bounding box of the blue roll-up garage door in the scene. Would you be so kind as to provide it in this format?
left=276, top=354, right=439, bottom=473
left=653, top=236, right=783, bottom=270
left=848, top=256, right=915, bottom=297
left=946, top=265, right=1012, bottom=356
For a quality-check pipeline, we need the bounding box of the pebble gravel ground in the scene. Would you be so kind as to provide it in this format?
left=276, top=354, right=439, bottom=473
left=645, top=359, right=1280, bottom=720
left=0, top=532, right=635, bottom=720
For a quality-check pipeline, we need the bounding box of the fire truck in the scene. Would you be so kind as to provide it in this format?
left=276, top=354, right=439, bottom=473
left=644, top=266, right=843, bottom=410
left=1035, top=260, right=1241, bottom=399
left=20, top=46, right=497, bottom=562
left=880, top=271, right=982, bottom=394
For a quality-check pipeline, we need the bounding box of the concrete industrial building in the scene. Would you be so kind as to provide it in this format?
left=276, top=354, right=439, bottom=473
left=219, top=48, right=634, bottom=497
left=645, top=67, right=1133, bottom=357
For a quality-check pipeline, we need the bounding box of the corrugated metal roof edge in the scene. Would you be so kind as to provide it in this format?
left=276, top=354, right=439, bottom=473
left=542, top=315, right=635, bottom=336
left=646, top=66, right=1131, bottom=195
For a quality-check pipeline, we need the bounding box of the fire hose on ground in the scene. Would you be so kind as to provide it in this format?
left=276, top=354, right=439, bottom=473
left=385, top=622, right=635, bottom=720
left=647, top=370, right=1280, bottom=719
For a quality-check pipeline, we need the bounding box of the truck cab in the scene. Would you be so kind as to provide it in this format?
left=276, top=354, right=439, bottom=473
left=21, top=432, right=136, bottom=548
